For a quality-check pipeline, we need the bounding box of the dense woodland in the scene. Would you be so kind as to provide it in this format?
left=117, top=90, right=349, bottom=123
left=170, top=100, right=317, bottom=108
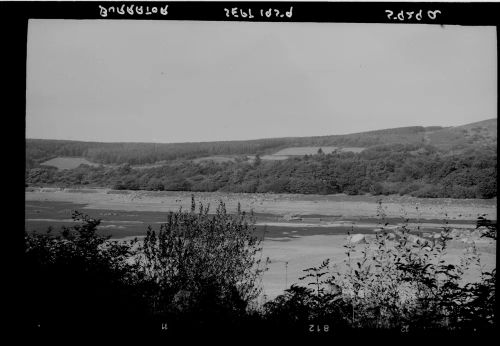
left=26, top=143, right=497, bottom=199
left=26, top=120, right=497, bottom=199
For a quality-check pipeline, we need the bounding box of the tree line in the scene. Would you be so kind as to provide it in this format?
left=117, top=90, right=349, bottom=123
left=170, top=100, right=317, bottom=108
left=26, top=143, right=497, bottom=199
left=26, top=125, right=441, bottom=167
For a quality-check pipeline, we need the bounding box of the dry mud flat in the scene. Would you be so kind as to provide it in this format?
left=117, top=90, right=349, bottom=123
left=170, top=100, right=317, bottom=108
left=26, top=188, right=496, bottom=221
left=260, top=233, right=496, bottom=299
left=26, top=188, right=495, bottom=300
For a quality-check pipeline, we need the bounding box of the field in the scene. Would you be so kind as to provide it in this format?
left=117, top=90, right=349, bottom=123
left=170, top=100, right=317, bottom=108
left=187, top=146, right=367, bottom=164
left=272, top=146, right=365, bottom=156
left=192, top=155, right=237, bottom=164
left=40, top=157, right=100, bottom=170
left=25, top=188, right=496, bottom=298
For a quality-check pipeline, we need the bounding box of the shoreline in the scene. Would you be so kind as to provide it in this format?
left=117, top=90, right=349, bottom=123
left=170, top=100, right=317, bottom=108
left=25, top=188, right=497, bottom=221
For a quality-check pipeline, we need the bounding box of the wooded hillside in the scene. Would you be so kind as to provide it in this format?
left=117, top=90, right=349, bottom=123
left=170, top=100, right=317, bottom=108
left=25, top=119, right=497, bottom=198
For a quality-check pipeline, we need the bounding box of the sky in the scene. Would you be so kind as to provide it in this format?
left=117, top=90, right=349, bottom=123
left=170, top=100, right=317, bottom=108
left=26, top=20, right=497, bottom=143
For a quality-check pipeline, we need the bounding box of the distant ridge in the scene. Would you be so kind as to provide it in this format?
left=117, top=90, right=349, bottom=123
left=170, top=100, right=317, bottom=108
left=426, top=118, right=496, bottom=151
left=26, top=118, right=496, bottom=167
left=27, top=118, right=496, bottom=146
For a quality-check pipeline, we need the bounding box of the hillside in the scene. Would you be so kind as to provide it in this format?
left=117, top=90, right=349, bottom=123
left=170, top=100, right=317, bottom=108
left=426, top=118, right=497, bottom=152
left=26, top=118, right=497, bottom=168
left=26, top=119, right=497, bottom=199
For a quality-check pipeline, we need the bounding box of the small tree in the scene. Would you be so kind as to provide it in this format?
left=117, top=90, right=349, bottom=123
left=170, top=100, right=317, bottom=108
left=254, top=154, right=262, bottom=166
left=137, top=196, right=268, bottom=327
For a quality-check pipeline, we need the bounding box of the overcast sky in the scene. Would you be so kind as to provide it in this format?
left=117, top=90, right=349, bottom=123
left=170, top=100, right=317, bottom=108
left=26, top=20, right=496, bottom=143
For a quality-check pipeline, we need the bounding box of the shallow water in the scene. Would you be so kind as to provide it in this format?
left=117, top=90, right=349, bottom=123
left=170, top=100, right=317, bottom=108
left=25, top=190, right=496, bottom=299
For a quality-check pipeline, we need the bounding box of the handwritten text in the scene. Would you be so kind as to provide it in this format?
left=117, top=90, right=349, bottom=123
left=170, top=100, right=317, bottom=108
left=224, top=6, right=293, bottom=20
left=385, top=9, right=442, bottom=22
left=98, top=4, right=168, bottom=18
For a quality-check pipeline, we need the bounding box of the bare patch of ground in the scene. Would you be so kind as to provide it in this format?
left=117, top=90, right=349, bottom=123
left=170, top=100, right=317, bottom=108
left=261, top=234, right=496, bottom=299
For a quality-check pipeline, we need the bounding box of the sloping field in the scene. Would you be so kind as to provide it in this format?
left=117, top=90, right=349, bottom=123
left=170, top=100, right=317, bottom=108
left=192, top=156, right=237, bottom=164
left=177, top=147, right=367, bottom=165
left=40, top=157, right=99, bottom=170
left=260, top=155, right=290, bottom=161
left=455, top=118, right=497, bottom=134
left=272, top=146, right=365, bottom=156
left=427, top=118, right=497, bottom=150
left=273, top=146, right=339, bottom=155
left=193, top=155, right=289, bottom=163
left=339, top=147, right=365, bottom=153
left=132, top=161, right=170, bottom=169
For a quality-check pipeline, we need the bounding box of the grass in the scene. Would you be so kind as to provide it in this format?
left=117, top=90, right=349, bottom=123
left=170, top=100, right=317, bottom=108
left=192, top=155, right=237, bottom=163
left=40, top=156, right=100, bottom=170
left=272, top=146, right=365, bottom=156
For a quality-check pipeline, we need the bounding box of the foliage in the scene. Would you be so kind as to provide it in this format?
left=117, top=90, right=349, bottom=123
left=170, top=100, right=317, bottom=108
left=26, top=143, right=496, bottom=198
left=23, top=212, right=147, bottom=333
left=477, top=214, right=497, bottom=240
left=24, top=198, right=268, bottom=335
left=264, top=203, right=496, bottom=334
left=135, top=196, right=268, bottom=329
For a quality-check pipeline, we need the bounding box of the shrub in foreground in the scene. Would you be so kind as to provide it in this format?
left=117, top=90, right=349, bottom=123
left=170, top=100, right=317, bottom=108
left=23, top=212, right=148, bottom=333
left=24, top=198, right=268, bottom=336
left=264, top=203, right=496, bottom=335
left=135, top=197, right=268, bottom=332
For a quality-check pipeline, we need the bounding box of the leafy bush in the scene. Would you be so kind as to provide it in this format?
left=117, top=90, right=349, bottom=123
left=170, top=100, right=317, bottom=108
left=265, top=202, right=496, bottom=334
left=23, top=212, right=148, bottom=333
left=133, top=196, right=268, bottom=331
left=24, top=198, right=268, bottom=335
